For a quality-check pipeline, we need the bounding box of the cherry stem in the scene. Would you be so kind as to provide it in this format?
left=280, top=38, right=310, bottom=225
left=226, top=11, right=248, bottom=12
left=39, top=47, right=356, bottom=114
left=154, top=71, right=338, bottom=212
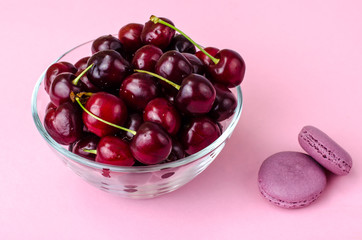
left=150, top=15, right=219, bottom=65
left=72, top=63, right=94, bottom=85
left=134, top=69, right=180, bottom=90
left=75, top=97, right=137, bottom=135
left=83, top=149, right=97, bottom=154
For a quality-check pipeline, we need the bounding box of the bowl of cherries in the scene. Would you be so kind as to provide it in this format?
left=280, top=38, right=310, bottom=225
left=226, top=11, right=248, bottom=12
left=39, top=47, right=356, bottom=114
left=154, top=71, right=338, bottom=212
left=31, top=15, right=244, bottom=199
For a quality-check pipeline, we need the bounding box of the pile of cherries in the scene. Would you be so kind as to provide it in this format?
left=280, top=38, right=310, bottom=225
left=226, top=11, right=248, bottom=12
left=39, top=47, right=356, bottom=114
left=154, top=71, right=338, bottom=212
left=43, top=15, right=245, bottom=167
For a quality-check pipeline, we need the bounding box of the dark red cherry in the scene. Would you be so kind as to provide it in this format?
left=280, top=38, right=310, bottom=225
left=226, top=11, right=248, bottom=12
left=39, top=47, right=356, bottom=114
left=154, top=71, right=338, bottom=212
left=69, top=133, right=100, bottom=160
left=143, top=98, right=181, bottom=135
left=45, top=102, right=57, bottom=114
left=49, top=73, right=83, bottom=107
left=120, top=112, right=144, bottom=142
left=209, top=83, right=237, bottom=121
left=155, top=50, right=193, bottom=85
left=131, top=45, right=163, bottom=72
left=44, top=62, right=77, bottom=93
left=141, top=17, right=175, bottom=50
left=119, top=72, right=159, bottom=111
left=180, top=117, right=221, bottom=155
left=87, top=50, right=131, bottom=91
left=74, top=57, right=101, bottom=92
left=162, top=138, right=186, bottom=163
left=130, top=122, right=172, bottom=165
left=208, top=49, right=246, bottom=87
left=91, top=34, right=124, bottom=56
left=118, top=23, right=144, bottom=53
left=44, top=102, right=83, bottom=145
left=83, top=92, right=128, bottom=137
left=168, top=34, right=196, bottom=54
left=182, top=53, right=205, bottom=75
left=96, top=136, right=135, bottom=166
left=175, top=74, right=216, bottom=115
left=195, top=47, right=219, bottom=67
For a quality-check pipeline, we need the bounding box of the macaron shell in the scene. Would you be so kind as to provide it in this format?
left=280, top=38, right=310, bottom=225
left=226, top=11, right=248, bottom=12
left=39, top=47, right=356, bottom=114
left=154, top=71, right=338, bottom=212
left=258, top=151, right=327, bottom=209
left=298, top=125, right=352, bottom=175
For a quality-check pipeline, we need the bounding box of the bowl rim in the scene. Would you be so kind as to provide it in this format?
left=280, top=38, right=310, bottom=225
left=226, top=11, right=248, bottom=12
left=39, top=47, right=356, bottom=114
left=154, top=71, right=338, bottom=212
left=31, top=39, right=243, bottom=173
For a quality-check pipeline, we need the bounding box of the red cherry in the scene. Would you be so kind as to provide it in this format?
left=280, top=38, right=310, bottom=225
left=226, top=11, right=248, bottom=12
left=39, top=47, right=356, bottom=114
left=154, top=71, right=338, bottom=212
left=141, top=17, right=175, bottom=50
left=119, top=72, right=159, bottom=111
left=180, top=117, right=221, bottom=155
left=96, top=136, right=135, bottom=166
left=87, top=50, right=131, bottom=91
left=82, top=92, right=128, bottom=137
left=91, top=34, right=124, bottom=56
left=209, top=83, right=237, bottom=121
left=131, top=45, right=163, bottom=72
left=175, top=74, right=216, bottom=115
left=182, top=53, right=205, bottom=75
left=69, top=133, right=100, bottom=160
left=208, top=49, right=246, bottom=87
left=130, top=122, right=172, bottom=165
left=143, top=98, right=181, bottom=135
left=155, top=50, right=193, bottom=85
left=44, top=62, right=77, bottom=93
left=44, top=102, right=83, bottom=145
left=118, top=23, right=144, bottom=53
left=49, top=73, right=84, bottom=107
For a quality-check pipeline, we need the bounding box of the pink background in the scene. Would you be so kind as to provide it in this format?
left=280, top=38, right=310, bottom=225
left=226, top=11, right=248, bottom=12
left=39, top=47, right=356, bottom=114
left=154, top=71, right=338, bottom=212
left=1, top=0, right=362, bottom=239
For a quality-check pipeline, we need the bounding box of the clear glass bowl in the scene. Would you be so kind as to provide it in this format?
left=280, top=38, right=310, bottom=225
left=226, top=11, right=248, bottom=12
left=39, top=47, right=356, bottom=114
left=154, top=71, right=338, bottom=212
left=31, top=39, right=243, bottom=199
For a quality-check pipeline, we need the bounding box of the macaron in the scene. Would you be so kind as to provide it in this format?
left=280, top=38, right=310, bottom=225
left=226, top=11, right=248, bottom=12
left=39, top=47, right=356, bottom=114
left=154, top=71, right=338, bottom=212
left=258, top=151, right=327, bottom=209
left=298, top=125, right=352, bottom=175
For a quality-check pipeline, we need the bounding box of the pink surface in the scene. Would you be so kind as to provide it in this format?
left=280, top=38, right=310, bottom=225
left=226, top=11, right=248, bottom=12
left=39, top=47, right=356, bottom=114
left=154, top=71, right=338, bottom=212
left=1, top=0, right=362, bottom=239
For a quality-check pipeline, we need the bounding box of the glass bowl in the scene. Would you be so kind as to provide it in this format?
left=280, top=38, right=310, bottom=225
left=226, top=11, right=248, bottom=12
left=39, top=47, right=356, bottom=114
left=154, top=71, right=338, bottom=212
left=31, top=39, right=243, bottom=199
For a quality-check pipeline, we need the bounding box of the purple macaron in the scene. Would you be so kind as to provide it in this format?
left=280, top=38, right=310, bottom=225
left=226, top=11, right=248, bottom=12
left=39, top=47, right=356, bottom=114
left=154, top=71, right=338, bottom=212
left=298, top=125, right=352, bottom=175
left=258, top=151, right=327, bottom=209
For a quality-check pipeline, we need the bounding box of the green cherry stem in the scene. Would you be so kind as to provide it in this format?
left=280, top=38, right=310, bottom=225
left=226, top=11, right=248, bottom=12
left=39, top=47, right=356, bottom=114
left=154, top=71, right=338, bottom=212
left=72, top=63, right=94, bottom=85
left=83, top=149, right=97, bottom=154
left=150, top=15, right=219, bottom=65
left=134, top=69, right=180, bottom=90
left=75, top=97, right=137, bottom=136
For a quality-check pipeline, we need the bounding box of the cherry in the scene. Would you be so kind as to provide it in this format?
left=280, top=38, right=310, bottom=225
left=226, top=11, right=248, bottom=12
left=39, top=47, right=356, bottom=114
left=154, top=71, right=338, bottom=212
left=121, top=112, right=143, bottom=142
left=168, top=34, right=196, bottom=53
left=131, top=45, right=163, bottom=72
left=91, top=34, right=124, bottom=56
left=180, top=117, right=221, bottom=155
left=176, top=74, right=216, bottom=115
left=44, top=102, right=83, bottom=145
left=69, top=133, right=100, bottom=160
left=150, top=15, right=245, bottom=87
left=130, top=122, right=172, bottom=165
left=141, top=17, right=175, bottom=50
left=143, top=98, right=181, bottom=135
left=44, top=62, right=77, bottom=93
left=94, top=136, right=135, bottom=166
left=87, top=50, right=131, bottom=91
left=155, top=50, right=193, bottom=85
left=74, top=57, right=101, bottom=92
left=209, top=83, right=237, bottom=121
left=182, top=53, right=205, bottom=75
left=49, top=73, right=83, bottom=107
left=81, top=92, right=128, bottom=137
left=195, top=47, right=219, bottom=67
left=118, top=23, right=144, bottom=53
left=208, top=49, right=246, bottom=87
left=162, top=138, right=186, bottom=163
left=119, top=72, right=159, bottom=111
left=135, top=70, right=215, bottom=115
left=45, top=102, right=57, bottom=114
